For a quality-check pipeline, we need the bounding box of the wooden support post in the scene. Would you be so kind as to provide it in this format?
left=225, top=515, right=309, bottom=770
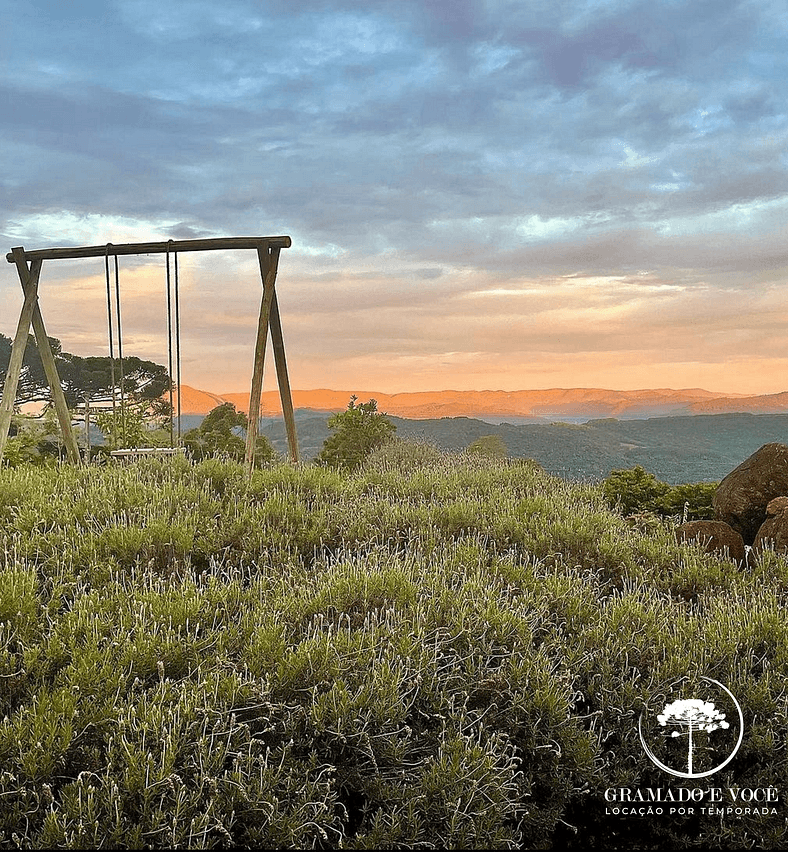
left=0, top=254, right=42, bottom=463
left=269, top=290, right=299, bottom=463
left=245, top=244, right=280, bottom=474
left=10, top=250, right=82, bottom=465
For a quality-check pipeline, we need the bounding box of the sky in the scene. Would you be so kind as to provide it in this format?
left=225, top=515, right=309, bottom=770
left=2, top=0, right=787, bottom=395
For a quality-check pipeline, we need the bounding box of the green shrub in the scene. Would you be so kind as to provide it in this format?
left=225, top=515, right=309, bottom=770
left=603, top=465, right=717, bottom=520
left=602, top=465, right=670, bottom=515
left=183, top=402, right=276, bottom=465
left=657, top=479, right=718, bottom=520
left=467, top=434, right=508, bottom=458
left=1, top=416, right=60, bottom=467
left=315, top=396, right=396, bottom=471
left=363, top=437, right=448, bottom=475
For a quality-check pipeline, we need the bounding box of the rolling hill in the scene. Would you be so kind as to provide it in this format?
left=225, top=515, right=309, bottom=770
left=173, top=385, right=788, bottom=483
left=248, top=411, right=788, bottom=485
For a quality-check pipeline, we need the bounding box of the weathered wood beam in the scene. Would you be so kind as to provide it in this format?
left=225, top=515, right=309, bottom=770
left=7, top=236, right=291, bottom=263
left=0, top=255, right=42, bottom=463
left=269, top=290, right=299, bottom=463
left=10, top=249, right=82, bottom=465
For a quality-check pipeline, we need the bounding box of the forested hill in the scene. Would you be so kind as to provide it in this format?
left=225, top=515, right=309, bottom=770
left=252, top=411, right=788, bottom=484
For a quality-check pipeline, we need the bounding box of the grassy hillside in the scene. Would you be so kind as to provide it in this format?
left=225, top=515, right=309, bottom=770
left=257, top=411, right=788, bottom=483
left=0, top=447, right=786, bottom=848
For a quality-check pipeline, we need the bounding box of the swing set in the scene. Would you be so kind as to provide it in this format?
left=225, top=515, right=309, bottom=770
left=0, top=236, right=298, bottom=472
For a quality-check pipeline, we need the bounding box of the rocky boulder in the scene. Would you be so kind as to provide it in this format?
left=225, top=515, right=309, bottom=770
left=752, top=496, right=788, bottom=558
left=675, top=520, right=746, bottom=566
left=712, top=443, right=788, bottom=545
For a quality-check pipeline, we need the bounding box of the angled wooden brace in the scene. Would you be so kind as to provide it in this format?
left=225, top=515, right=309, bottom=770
left=0, top=249, right=81, bottom=464
left=268, top=289, right=299, bottom=464
left=244, top=242, right=299, bottom=472
left=0, top=253, right=42, bottom=463
left=246, top=243, right=278, bottom=472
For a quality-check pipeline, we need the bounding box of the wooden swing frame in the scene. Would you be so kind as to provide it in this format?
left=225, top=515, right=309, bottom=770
left=0, top=236, right=298, bottom=472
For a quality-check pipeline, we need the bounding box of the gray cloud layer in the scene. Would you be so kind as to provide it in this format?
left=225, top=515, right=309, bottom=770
left=2, top=0, right=787, bottom=392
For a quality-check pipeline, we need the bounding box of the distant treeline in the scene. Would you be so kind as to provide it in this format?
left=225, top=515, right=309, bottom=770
left=247, top=409, right=788, bottom=484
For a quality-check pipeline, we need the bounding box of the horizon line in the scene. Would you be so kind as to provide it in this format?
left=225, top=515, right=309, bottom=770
left=182, top=384, right=779, bottom=399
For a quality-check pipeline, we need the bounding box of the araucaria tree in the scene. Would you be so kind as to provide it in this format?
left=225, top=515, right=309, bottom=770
left=1, top=333, right=173, bottom=454
left=658, top=698, right=730, bottom=774
left=0, top=333, right=172, bottom=409
left=316, top=396, right=396, bottom=471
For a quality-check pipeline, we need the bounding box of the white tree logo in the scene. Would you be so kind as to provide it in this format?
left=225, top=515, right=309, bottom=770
left=638, top=678, right=744, bottom=778
left=657, top=698, right=730, bottom=775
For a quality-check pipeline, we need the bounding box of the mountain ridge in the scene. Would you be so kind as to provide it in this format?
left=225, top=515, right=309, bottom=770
left=174, top=384, right=788, bottom=422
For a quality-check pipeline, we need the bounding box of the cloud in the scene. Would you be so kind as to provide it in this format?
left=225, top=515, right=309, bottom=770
left=1, top=0, right=787, bottom=393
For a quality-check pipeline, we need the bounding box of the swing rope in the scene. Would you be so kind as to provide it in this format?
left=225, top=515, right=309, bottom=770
left=114, top=252, right=126, bottom=446
left=103, top=241, right=183, bottom=452
left=105, top=245, right=127, bottom=447
left=104, top=246, right=116, bottom=424
left=174, top=250, right=182, bottom=442
left=165, top=241, right=183, bottom=446
left=166, top=243, right=174, bottom=447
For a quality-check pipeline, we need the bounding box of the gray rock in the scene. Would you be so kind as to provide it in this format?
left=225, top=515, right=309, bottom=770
left=713, top=443, right=788, bottom=545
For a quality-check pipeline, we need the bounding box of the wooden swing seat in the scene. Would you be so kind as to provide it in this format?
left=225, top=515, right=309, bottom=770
left=110, top=447, right=187, bottom=458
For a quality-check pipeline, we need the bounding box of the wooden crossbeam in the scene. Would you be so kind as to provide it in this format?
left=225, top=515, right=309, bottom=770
left=6, top=236, right=291, bottom=263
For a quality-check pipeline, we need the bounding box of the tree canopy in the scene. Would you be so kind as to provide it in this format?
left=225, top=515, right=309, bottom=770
left=601, top=465, right=716, bottom=520
left=467, top=434, right=507, bottom=458
left=315, top=396, right=396, bottom=471
left=182, top=402, right=276, bottom=465
left=0, top=333, right=172, bottom=409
